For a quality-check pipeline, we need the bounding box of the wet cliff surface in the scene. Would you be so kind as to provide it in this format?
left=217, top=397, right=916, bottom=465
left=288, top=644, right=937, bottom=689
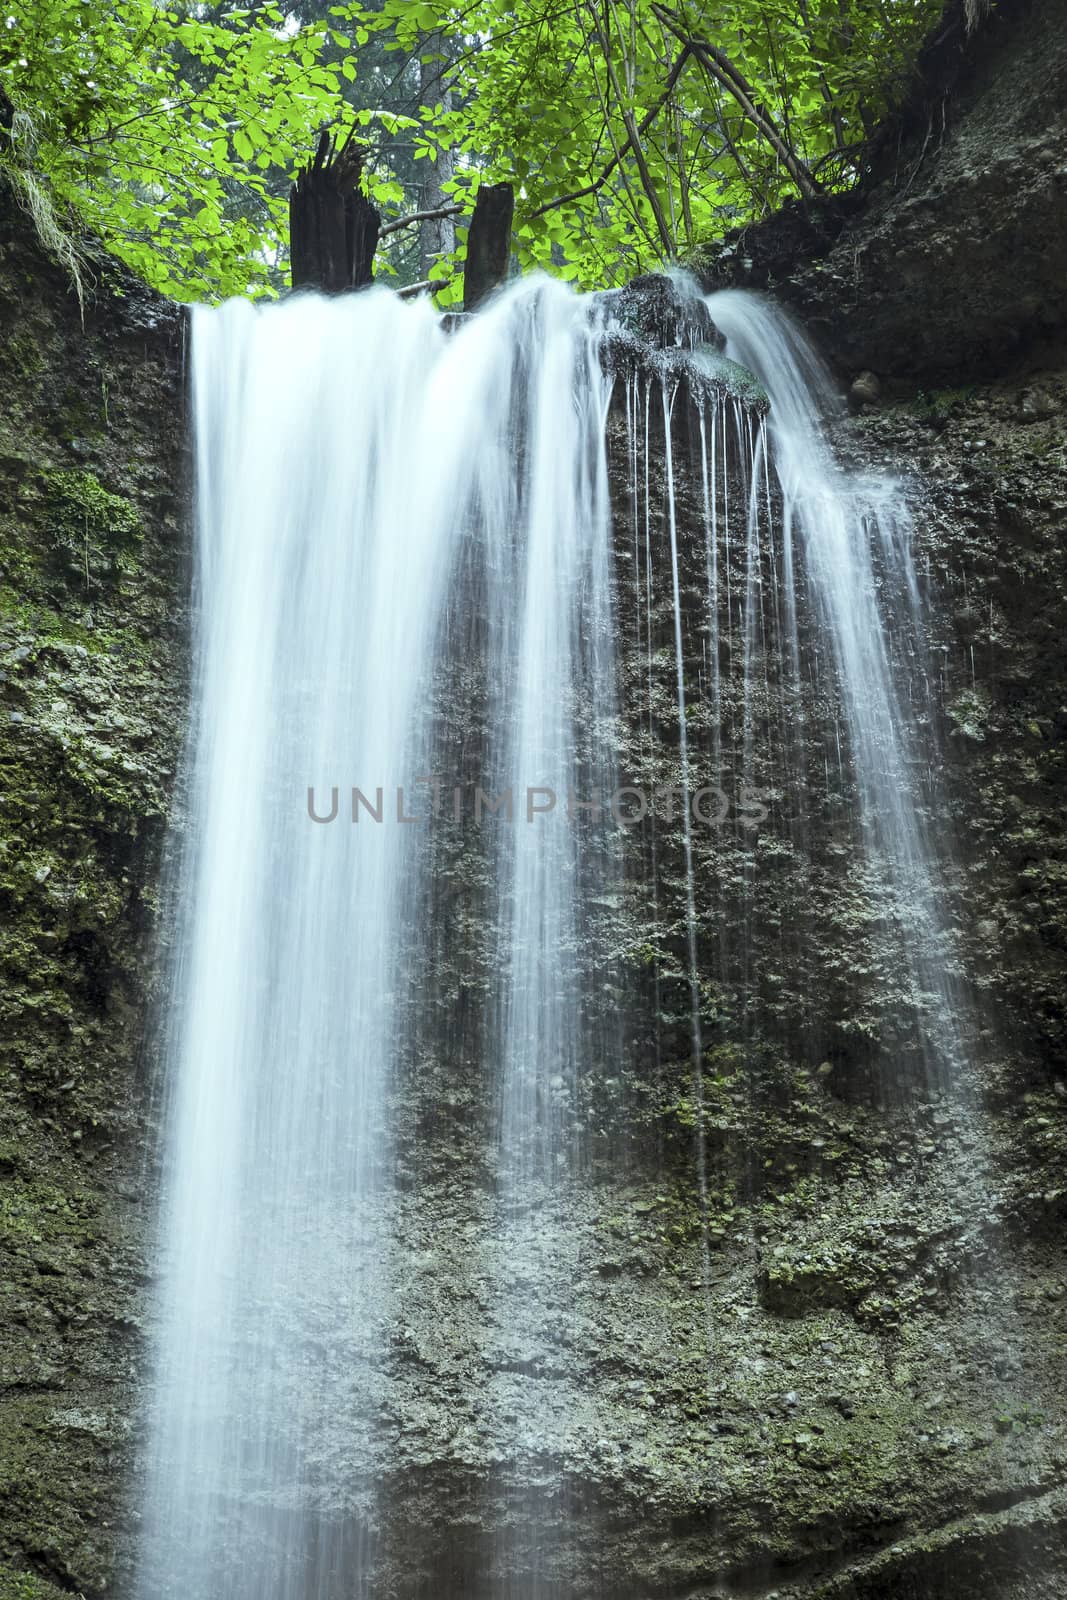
left=1, top=2, right=1066, bottom=1595
left=0, top=201, right=186, bottom=1597
left=362, top=362, right=1067, bottom=1600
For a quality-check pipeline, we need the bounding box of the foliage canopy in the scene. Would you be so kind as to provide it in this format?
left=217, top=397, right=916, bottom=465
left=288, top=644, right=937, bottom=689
left=0, top=0, right=944, bottom=303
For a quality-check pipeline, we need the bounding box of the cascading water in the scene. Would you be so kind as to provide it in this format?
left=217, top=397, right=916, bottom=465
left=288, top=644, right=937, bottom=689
left=704, top=288, right=968, bottom=1091
left=137, top=268, right=1009, bottom=1599
left=137, top=279, right=621, bottom=1600
left=137, top=288, right=468, bottom=1600
left=477, top=295, right=619, bottom=1598
left=487, top=293, right=616, bottom=1183
left=618, top=290, right=1015, bottom=1564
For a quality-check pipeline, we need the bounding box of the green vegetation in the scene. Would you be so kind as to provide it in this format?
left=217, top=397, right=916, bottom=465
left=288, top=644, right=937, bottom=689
left=0, top=1574, right=69, bottom=1600
left=43, top=469, right=142, bottom=583
left=910, top=384, right=979, bottom=423
left=0, top=0, right=944, bottom=303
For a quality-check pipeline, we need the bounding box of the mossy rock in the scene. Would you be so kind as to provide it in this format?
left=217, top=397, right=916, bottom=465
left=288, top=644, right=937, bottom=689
left=0, top=1572, right=69, bottom=1600
left=41, top=469, right=142, bottom=586
left=689, top=345, right=770, bottom=408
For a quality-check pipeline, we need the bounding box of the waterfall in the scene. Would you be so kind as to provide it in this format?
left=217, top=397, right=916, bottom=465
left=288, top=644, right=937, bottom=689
left=137, top=273, right=984, bottom=1597
left=137, top=288, right=464, bottom=1600
left=485, top=291, right=616, bottom=1185
left=136, top=279, right=620, bottom=1600
left=706, top=289, right=967, bottom=1092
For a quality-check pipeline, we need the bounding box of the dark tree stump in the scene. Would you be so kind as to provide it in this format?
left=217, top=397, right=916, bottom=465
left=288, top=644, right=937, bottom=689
left=290, top=132, right=381, bottom=293
left=463, top=182, right=514, bottom=312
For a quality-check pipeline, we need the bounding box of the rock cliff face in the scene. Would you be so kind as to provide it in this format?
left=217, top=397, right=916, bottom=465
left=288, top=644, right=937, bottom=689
left=363, top=347, right=1067, bottom=1600
left=0, top=203, right=186, bottom=1597
left=1, top=2, right=1067, bottom=1596
left=698, top=0, right=1067, bottom=388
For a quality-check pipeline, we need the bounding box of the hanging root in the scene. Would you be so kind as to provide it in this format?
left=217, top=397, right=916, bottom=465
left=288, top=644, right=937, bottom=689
left=963, top=0, right=992, bottom=34
left=3, top=109, right=93, bottom=321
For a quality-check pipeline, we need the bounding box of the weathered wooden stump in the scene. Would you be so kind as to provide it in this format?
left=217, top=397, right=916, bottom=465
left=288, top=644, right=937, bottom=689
left=463, top=182, right=514, bottom=311
left=290, top=131, right=381, bottom=293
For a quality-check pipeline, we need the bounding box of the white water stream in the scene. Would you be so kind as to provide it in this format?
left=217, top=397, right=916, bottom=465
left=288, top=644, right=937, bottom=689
left=707, top=290, right=966, bottom=1086
left=137, top=280, right=618, bottom=1599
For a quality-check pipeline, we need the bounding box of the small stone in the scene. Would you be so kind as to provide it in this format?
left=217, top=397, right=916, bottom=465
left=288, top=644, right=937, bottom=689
left=1019, top=388, right=1057, bottom=422
left=849, top=371, right=881, bottom=408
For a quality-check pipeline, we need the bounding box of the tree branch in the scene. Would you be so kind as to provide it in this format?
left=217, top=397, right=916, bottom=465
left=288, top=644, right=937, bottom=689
left=379, top=203, right=464, bottom=239
left=397, top=274, right=456, bottom=298
left=585, top=1, right=676, bottom=255
left=651, top=2, right=821, bottom=200
left=522, top=45, right=690, bottom=224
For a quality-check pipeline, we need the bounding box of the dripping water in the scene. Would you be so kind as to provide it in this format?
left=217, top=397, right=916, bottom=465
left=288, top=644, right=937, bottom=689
left=707, top=289, right=969, bottom=1091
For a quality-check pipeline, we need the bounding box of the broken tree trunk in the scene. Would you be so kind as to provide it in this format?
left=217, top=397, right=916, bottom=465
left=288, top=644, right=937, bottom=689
left=463, top=182, right=514, bottom=312
left=290, top=131, right=381, bottom=293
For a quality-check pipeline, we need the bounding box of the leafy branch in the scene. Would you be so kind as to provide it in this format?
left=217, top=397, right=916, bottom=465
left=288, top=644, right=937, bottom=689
left=650, top=3, right=821, bottom=200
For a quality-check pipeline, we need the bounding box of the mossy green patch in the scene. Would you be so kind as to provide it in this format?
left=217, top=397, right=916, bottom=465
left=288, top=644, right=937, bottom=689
left=0, top=1571, right=69, bottom=1600
left=41, top=469, right=142, bottom=586
left=909, top=385, right=978, bottom=424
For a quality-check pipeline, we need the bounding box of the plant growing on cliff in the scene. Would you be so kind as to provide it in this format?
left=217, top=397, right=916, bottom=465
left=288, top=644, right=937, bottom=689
left=0, top=0, right=945, bottom=301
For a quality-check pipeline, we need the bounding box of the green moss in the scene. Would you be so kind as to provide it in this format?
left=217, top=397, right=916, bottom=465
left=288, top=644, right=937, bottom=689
left=909, top=385, right=977, bottom=424
left=1, top=331, right=46, bottom=381
left=946, top=686, right=992, bottom=742
left=0, top=1571, right=68, bottom=1600
left=41, top=469, right=142, bottom=584
left=0, top=1175, right=97, bottom=1251
left=691, top=347, right=770, bottom=408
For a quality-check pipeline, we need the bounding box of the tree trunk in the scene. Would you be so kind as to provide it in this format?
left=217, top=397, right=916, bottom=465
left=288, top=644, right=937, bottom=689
left=463, top=182, right=514, bottom=312
left=419, top=37, right=456, bottom=280
left=290, top=133, right=381, bottom=293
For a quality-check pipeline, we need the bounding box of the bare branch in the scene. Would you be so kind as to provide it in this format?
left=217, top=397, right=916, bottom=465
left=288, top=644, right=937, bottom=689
left=397, top=274, right=456, bottom=298
left=379, top=203, right=464, bottom=239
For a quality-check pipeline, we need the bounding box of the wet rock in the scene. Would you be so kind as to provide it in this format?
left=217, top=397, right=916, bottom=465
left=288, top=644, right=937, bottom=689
left=607, top=272, right=722, bottom=352
left=850, top=370, right=882, bottom=409
left=0, top=180, right=186, bottom=1595
left=599, top=272, right=768, bottom=413
left=1019, top=387, right=1059, bottom=423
